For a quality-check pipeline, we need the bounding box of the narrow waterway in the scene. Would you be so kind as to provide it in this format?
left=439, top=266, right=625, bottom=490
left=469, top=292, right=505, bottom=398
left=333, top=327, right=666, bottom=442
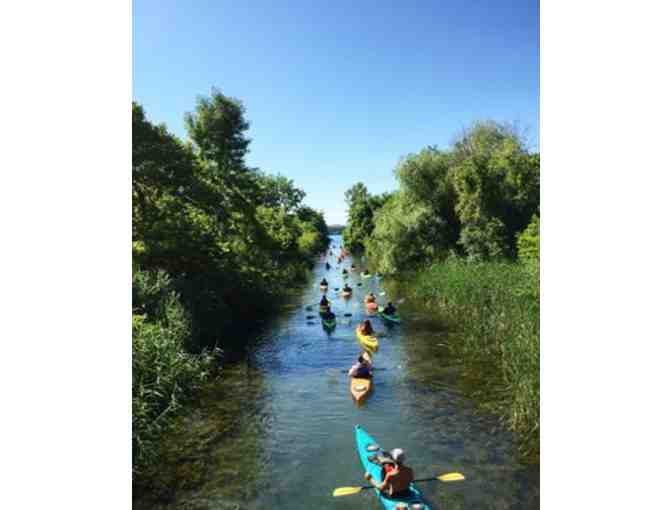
left=138, top=235, right=539, bottom=510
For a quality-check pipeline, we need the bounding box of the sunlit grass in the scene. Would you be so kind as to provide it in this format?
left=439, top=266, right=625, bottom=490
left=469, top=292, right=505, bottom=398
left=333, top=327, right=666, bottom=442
left=410, top=258, right=539, bottom=460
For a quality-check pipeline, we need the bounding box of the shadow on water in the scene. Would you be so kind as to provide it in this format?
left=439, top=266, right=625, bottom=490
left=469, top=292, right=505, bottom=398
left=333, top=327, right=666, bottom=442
left=133, top=235, right=539, bottom=510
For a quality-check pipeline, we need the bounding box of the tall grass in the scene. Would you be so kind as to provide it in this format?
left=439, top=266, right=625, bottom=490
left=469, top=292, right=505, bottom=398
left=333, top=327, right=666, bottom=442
left=132, top=269, right=217, bottom=475
left=410, top=257, right=539, bottom=460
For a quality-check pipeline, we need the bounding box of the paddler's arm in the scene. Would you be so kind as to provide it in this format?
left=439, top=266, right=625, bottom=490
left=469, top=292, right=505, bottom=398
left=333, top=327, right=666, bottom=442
left=364, top=471, right=391, bottom=491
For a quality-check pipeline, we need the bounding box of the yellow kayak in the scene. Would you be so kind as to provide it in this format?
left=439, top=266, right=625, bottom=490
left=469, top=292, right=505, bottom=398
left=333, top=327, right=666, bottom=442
left=356, top=326, right=378, bottom=351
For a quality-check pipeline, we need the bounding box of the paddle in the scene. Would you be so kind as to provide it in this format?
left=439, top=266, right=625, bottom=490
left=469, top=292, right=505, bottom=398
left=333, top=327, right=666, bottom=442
left=340, top=368, right=387, bottom=373
left=333, top=472, right=465, bottom=497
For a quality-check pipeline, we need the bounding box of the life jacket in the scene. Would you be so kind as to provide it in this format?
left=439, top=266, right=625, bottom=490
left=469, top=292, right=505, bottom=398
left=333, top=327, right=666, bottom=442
left=353, top=364, right=370, bottom=378
left=385, top=464, right=414, bottom=496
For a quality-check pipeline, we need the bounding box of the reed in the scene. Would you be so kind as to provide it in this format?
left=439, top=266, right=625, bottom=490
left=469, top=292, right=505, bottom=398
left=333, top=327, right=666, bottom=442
left=410, top=257, right=539, bottom=460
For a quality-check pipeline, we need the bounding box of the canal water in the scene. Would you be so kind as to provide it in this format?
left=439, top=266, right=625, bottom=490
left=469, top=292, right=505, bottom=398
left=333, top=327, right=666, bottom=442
left=136, top=235, right=539, bottom=510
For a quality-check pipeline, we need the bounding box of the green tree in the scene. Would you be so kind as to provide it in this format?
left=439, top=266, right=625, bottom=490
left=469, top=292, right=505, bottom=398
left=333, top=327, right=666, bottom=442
left=342, top=183, right=390, bottom=253
left=184, top=87, right=251, bottom=170
left=452, top=122, right=540, bottom=259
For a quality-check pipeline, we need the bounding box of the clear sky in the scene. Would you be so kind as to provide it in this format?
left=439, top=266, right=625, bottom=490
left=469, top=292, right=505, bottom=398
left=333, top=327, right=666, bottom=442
left=133, top=0, right=539, bottom=224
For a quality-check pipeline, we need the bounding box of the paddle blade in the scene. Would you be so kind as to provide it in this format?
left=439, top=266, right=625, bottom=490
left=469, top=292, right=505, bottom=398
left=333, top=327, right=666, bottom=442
left=333, top=486, right=364, bottom=497
left=436, top=472, right=465, bottom=482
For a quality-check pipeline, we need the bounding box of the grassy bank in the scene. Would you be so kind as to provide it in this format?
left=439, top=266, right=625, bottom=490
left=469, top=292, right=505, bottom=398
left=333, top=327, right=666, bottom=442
left=408, top=257, right=539, bottom=460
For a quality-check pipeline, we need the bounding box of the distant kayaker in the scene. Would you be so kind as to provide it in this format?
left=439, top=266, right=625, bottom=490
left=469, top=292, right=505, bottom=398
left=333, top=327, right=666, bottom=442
left=365, top=448, right=414, bottom=498
left=360, top=319, right=374, bottom=336
left=320, top=295, right=329, bottom=307
left=348, top=354, right=372, bottom=379
left=364, top=293, right=376, bottom=303
left=383, top=302, right=396, bottom=315
left=320, top=278, right=328, bottom=286
left=325, top=262, right=331, bottom=270
left=343, top=283, right=352, bottom=293
left=342, top=268, right=348, bottom=275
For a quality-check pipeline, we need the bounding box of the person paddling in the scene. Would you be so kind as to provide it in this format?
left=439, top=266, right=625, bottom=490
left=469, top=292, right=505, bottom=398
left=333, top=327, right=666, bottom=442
left=364, top=292, right=376, bottom=304
left=320, top=295, right=329, bottom=307
left=343, top=283, right=352, bottom=293
left=360, top=319, right=374, bottom=336
left=320, top=277, right=328, bottom=287
left=382, top=302, right=396, bottom=315
left=348, top=354, right=372, bottom=379
left=325, top=262, right=331, bottom=270
left=365, top=448, right=414, bottom=499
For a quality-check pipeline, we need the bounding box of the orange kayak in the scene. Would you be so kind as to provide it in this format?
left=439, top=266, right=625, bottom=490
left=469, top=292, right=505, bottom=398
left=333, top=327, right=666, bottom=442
left=351, top=377, right=372, bottom=403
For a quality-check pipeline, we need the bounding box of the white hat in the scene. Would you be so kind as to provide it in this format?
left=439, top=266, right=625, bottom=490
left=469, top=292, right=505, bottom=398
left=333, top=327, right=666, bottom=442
left=390, top=448, right=405, bottom=463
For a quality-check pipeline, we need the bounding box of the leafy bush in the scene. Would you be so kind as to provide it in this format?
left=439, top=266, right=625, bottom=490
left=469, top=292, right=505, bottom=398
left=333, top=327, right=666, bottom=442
left=517, top=214, right=540, bottom=264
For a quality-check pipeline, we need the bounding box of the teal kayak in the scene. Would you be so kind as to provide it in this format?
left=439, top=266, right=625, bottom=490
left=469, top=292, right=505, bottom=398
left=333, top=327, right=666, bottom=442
left=354, top=425, right=429, bottom=509
left=378, top=306, right=401, bottom=323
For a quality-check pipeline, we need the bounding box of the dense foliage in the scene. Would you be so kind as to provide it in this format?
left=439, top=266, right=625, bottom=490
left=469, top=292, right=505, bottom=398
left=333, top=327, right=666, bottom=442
left=342, top=183, right=391, bottom=254
left=344, top=122, right=539, bottom=272
left=132, top=89, right=329, bottom=474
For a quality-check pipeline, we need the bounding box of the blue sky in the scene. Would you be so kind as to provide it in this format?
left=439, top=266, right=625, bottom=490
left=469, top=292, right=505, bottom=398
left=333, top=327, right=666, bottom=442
left=133, top=0, right=539, bottom=224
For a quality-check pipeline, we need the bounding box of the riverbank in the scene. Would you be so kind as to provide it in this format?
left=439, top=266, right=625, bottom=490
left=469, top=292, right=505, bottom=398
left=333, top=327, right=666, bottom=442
left=133, top=241, right=540, bottom=509
left=398, top=257, right=540, bottom=461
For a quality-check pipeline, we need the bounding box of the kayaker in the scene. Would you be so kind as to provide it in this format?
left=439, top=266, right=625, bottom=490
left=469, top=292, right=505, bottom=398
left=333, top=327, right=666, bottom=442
left=320, top=295, right=329, bottom=307
left=348, top=354, right=372, bottom=378
left=360, top=319, right=374, bottom=336
left=325, top=262, right=331, bottom=270
left=320, top=278, right=328, bottom=286
left=364, top=292, right=376, bottom=303
left=323, top=307, right=336, bottom=320
left=343, top=283, right=352, bottom=293
left=342, top=268, right=348, bottom=275
left=365, top=448, right=414, bottom=499
left=383, top=302, right=396, bottom=315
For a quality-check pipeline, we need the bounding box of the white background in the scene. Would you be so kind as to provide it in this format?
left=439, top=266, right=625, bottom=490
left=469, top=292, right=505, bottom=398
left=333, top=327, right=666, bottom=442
left=1, top=1, right=671, bottom=508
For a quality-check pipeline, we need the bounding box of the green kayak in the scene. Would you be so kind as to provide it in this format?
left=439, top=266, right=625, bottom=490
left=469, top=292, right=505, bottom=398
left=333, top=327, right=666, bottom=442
left=378, top=306, right=401, bottom=323
left=322, top=317, right=337, bottom=329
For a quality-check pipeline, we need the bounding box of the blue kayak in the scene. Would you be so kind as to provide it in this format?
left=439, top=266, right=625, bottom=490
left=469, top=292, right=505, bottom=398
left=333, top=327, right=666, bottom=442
left=354, top=425, right=429, bottom=509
